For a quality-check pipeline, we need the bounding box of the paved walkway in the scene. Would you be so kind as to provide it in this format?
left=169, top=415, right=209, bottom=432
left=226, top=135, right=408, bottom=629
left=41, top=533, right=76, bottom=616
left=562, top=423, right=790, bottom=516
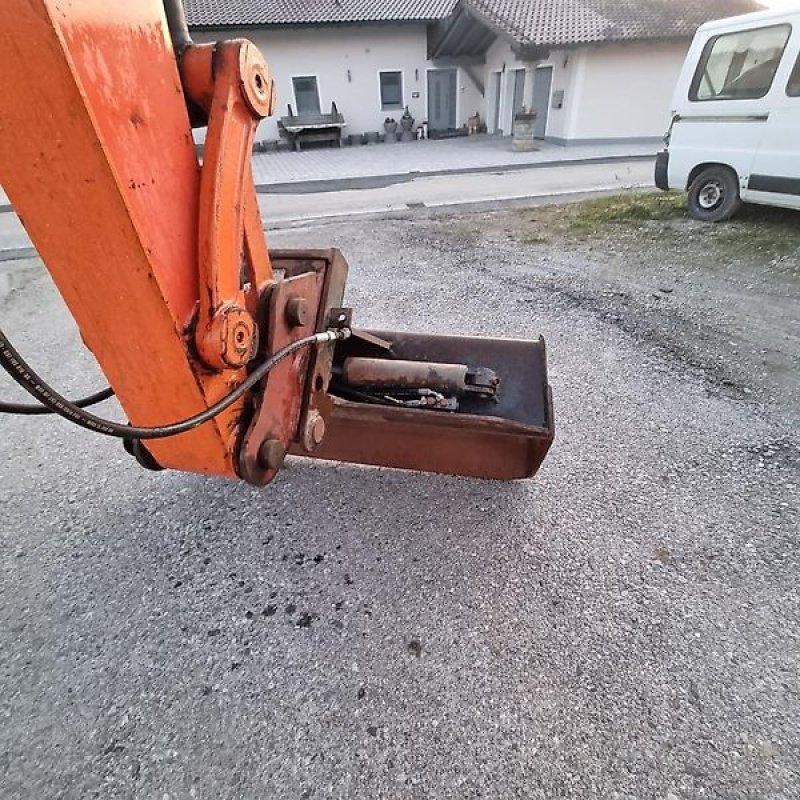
left=251, top=135, right=658, bottom=187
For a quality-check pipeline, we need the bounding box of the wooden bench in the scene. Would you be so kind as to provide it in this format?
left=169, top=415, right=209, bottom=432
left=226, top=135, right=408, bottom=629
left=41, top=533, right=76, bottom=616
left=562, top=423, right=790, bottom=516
left=277, top=102, right=346, bottom=151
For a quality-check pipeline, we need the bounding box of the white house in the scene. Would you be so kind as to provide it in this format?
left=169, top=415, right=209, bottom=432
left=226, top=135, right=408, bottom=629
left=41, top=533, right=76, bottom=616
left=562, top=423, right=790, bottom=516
left=185, top=0, right=762, bottom=146
left=186, top=0, right=470, bottom=143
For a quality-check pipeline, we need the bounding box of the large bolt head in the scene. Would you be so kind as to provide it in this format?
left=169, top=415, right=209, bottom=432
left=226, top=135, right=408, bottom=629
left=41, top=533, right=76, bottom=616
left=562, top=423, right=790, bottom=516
left=285, top=296, right=310, bottom=328
left=301, top=410, right=327, bottom=452
left=239, top=43, right=274, bottom=118
left=199, top=304, right=257, bottom=371
left=258, top=439, right=287, bottom=471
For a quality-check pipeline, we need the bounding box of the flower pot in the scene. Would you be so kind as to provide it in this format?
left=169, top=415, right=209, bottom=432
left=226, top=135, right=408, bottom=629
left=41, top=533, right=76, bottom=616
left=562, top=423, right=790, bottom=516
left=399, top=109, right=415, bottom=142
left=383, top=120, right=399, bottom=144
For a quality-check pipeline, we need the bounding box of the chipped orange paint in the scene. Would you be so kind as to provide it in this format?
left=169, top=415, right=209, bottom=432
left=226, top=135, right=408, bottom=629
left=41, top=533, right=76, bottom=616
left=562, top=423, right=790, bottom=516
left=0, top=0, right=275, bottom=477
left=181, top=41, right=274, bottom=370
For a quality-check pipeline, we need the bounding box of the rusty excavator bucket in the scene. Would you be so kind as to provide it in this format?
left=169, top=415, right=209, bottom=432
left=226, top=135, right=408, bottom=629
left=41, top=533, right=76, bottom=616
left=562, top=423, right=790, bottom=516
left=309, top=327, right=553, bottom=480
left=267, top=251, right=554, bottom=482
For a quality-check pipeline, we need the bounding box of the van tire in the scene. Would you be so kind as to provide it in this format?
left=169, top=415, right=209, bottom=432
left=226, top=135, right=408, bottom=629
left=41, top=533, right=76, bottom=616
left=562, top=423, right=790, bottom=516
left=687, top=166, right=741, bottom=222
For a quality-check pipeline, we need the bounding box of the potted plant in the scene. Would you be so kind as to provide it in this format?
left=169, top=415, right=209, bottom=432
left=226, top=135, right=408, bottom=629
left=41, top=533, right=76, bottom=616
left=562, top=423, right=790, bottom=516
left=383, top=116, right=398, bottom=143
left=399, top=107, right=415, bottom=142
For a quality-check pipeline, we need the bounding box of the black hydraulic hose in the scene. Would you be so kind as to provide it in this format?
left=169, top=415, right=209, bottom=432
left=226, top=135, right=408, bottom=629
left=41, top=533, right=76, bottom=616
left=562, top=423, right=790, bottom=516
left=163, top=0, right=193, bottom=55
left=0, top=386, right=114, bottom=415
left=163, top=0, right=209, bottom=128
left=0, top=325, right=349, bottom=440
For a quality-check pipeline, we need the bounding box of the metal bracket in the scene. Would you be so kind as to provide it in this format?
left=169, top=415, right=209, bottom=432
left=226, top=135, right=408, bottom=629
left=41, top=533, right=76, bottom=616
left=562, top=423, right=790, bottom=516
left=180, top=40, right=276, bottom=371
left=236, top=250, right=349, bottom=485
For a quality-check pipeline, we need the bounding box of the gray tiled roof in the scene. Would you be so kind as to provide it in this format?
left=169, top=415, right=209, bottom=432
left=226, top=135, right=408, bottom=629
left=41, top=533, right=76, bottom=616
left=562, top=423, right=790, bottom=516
left=465, top=0, right=765, bottom=47
left=185, top=0, right=457, bottom=27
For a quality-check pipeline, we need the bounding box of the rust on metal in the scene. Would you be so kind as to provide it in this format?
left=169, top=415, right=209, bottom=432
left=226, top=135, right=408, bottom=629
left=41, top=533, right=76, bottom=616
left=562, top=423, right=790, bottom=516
left=285, top=296, right=311, bottom=329
left=275, top=251, right=349, bottom=458
left=341, top=358, right=470, bottom=395
left=237, top=272, right=323, bottom=484
left=294, top=329, right=554, bottom=480
left=237, top=250, right=348, bottom=484
left=258, top=439, right=287, bottom=471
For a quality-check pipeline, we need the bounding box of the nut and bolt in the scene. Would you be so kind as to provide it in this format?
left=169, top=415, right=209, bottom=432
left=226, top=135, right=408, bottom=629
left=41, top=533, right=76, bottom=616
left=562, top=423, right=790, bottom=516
left=284, top=296, right=310, bottom=328
left=301, top=410, right=327, bottom=452
left=310, top=415, right=326, bottom=446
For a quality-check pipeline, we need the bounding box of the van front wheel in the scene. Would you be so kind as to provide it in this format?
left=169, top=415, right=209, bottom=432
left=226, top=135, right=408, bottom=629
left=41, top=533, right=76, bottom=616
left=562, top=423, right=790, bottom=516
left=688, top=167, right=741, bottom=222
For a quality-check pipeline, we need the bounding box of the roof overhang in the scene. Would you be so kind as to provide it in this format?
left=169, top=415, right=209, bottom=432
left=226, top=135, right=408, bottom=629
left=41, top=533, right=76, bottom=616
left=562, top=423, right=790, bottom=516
left=427, top=3, right=495, bottom=59
left=428, top=1, right=551, bottom=62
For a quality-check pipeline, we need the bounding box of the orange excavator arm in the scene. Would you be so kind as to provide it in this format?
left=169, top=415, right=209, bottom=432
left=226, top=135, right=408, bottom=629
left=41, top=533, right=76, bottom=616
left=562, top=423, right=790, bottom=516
left=0, top=0, right=553, bottom=484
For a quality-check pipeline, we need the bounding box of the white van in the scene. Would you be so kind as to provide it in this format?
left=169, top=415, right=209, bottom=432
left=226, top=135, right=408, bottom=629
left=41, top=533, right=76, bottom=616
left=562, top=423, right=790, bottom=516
left=655, top=8, right=800, bottom=221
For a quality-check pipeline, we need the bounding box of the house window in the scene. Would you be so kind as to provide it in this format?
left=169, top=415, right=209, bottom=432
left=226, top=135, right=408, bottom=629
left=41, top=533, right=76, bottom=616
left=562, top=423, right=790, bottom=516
left=788, top=53, right=800, bottom=97
left=292, top=76, right=321, bottom=115
left=690, top=24, right=791, bottom=101
left=379, top=71, right=403, bottom=110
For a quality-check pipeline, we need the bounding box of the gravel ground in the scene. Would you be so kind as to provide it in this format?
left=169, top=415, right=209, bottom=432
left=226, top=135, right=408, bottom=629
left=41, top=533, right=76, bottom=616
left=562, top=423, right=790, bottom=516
left=0, top=202, right=798, bottom=799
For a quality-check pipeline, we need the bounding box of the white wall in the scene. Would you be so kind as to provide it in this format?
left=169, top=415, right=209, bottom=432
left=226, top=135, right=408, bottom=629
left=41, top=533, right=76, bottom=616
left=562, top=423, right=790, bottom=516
left=481, top=37, right=688, bottom=144
left=566, top=41, right=688, bottom=142
left=194, top=24, right=477, bottom=141
left=456, top=68, right=484, bottom=129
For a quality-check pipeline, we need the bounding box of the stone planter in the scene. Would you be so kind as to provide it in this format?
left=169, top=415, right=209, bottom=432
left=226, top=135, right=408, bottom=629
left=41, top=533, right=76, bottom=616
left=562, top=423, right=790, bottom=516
left=365, top=131, right=380, bottom=145
left=383, top=118, right=398, bottom=144
left=512, top=110, right=537, bottom=152
left=399, top=108, right=415, bottom=142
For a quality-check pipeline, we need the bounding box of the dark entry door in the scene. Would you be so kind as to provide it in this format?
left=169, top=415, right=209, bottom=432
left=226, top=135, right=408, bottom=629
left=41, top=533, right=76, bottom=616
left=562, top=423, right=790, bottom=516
left=492, top=72, right=502, bottom=132
left=428, top=69, right=457, bottom=131
left=512, top=69, right=526, bottom=114
left=532, top=66, right=553, bottom=139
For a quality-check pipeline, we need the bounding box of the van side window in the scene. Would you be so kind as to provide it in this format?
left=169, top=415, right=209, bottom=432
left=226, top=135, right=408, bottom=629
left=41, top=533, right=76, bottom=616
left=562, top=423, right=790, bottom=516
left=788, top=53, right=800, bottom=97
left=690, top=24, right=791, bottom=101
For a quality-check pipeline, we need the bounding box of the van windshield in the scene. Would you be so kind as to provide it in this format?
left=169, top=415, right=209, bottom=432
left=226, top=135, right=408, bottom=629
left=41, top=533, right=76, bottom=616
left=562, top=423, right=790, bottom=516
left=691, top=24, right=791, bottom=101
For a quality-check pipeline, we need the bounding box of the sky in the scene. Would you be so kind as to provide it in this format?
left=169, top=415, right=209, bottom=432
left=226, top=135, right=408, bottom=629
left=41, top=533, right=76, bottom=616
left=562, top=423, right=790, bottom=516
left=760, top=0, right=800, bottom=8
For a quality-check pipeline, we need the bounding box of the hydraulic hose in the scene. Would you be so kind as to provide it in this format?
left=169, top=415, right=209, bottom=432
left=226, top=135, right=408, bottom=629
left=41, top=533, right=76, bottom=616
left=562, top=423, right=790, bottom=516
left=0, top=325, right=349, bottom=440
left=0, top=386, right=114, bottom=415
left=163, top=0, right=193, bottom=55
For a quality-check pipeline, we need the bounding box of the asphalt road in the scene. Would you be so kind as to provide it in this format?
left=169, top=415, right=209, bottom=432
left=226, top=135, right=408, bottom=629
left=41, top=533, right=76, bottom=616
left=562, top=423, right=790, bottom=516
left=257, top=158, right=652, bottom=225
left=0, top=159, right=652, bottom=255
left=1, top=209, right=798, bottom=799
